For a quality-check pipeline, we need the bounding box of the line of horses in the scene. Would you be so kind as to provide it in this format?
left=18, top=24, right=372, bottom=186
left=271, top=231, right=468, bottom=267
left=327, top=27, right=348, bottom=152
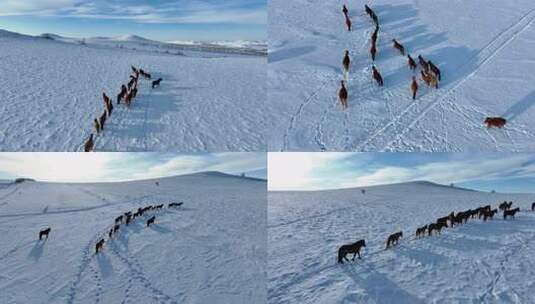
left=83, top=65, right=163, bottom=152
left=37, top=201, right=183, bottom=255
left=338, top=4, right=507, bottom=129
left=338, top=200, right=529, bottom=264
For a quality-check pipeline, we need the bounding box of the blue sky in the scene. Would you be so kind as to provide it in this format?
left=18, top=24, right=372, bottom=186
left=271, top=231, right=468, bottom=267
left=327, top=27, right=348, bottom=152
left=0, top=0, right=266, bottom=41
left=268, top=153, right=535, bottom=193
left=0, top=153, right=266, bottom=182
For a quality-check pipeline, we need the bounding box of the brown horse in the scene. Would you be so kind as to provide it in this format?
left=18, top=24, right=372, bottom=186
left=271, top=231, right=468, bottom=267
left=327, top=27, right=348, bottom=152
left=147, top=216, right=156, bottom=227
left=339, top=80, right=348, bottom=109
left=95, top=239, right=105, bottom=253
left=99, top=111, right=107, bottom=131
left=415, top=225, right=427, bottom=238
left=345, top=15, right=352, bottom=31
left=84, top=133, right=94, bottom=152
left=418, top=55, right=429, bottom=72
left=94, top=118, right=100, bottom=134
left=338, top=239, right=366, bottom=263
left=39, top=227, right=51, bottom=240
left=392, top=39, right=405, bottom=56
left=372, top=66, right=383, bottom=86
left=370, top=43, right=377, bottom=61
left=386, top=231, right=403, bottom=248
left=408, top=54, right=417, bottom=70
left=428, top=60, right=441, bottom=81
left=484, top=117, right=506, bottom=128
left=410, top=77, right=418, bottom=100
left=504, top=207, right=520, bottom=220
left=421, top=70, right=438, bottom=89
left=342, top=50, right=351, bottom=78
left=428, top=222, right=446, bottom=236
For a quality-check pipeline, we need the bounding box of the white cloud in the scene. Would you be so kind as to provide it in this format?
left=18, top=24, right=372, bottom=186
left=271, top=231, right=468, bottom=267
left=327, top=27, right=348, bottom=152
left=268, top=153, right=535, bottom=191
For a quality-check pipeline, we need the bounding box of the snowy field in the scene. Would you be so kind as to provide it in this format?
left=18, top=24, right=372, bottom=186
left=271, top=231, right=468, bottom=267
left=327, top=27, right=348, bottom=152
left=269, top=0, right=535, bottom=151
left=268, top=182, right=535, bottom=303
left=0, top=172, right=266, bottom=304
left=0, top=30, right=266, bottom=151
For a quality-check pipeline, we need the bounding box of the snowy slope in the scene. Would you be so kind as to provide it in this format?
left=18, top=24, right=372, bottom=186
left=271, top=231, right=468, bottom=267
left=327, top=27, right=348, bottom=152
left=269, top=0, right=535, bottom=151
left=0, top=30, right=266, bottom=151
left=268, top=182, right=535, bottom=303
left=0, top=172, right=266, bottom=304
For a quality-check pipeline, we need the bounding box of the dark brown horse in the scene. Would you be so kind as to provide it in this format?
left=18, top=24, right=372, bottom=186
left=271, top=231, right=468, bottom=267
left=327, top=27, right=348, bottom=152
left=84, top=133, right=94, bottom=152
left=386, top=231, right=403, bottom=248
left=95, top=239, right=105, bottom=253
left=338, top=239, right=366, bottom=263
left=392, top=39, right=405, bottom=56
left=339, top=80, right=348, bottom=109
left=147, top=216, right=156, bottom=227
left=372, top=66, right=383, bottom=86
left=504, top=207, right=520, bottom=220
left=39, top=227, right=51, bottom=240
left=428, top=222, right=446, bottom=236
left=415, top=225, right=427, bottom=238
left=408, top=54, right=417, bottom=70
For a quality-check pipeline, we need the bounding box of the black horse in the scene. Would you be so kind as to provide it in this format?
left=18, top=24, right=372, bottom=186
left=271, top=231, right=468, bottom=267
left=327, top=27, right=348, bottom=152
left=338, top=239, right=366, bottom=264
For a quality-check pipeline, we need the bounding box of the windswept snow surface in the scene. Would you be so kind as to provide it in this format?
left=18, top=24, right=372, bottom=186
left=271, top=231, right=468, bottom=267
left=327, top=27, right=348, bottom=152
left=0, top=30, right=266, bottom=151
left=268, top=182, right=535, bottom=303
left=0, top=172, right=266, bottom=304
left=269, top=0, right=535, bottom=151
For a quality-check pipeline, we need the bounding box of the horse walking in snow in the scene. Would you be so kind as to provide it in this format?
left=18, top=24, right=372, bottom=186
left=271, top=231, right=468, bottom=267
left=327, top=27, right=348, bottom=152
left=338, top=239, right=366, bottom=263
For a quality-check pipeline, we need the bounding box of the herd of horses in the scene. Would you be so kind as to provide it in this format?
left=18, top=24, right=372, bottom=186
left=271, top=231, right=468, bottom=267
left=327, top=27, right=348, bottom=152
left=83, top=65, right=163, bottom=152
left=337, top=4, right=507, bottom=129
left=38, top=202, right=183, bottom=255
left=338, top=200, right=533, bottom=264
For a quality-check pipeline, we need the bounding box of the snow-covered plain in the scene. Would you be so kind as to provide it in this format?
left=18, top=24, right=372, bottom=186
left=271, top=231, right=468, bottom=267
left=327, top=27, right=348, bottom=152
left=0, top=30, right=266, bottom=151
left=268, top=182, right=535, bottom=303
left=0, top=172, right=266, bottom=304
left=269, top=0, right=535, bottom=151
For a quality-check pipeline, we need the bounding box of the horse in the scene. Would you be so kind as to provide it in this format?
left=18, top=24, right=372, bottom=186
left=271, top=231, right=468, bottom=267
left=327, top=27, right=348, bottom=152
left=113, top=224, right=120, bottom=234
left=370, top=43, right=377, bottom=61
left=415, top=225, right=428, bottom=238
left=39, top=227, right=51, bottom=240
left=152, top=78, right=163, bottom=89
left=392, top=39, right=405, bottom=56
left=483, top=209, right=498, bottom=221
left=95, top=239, right=105, bottom=253
left=504, top=208, right=520, bottom=220
left=338, top=239, right=366, bottom=263
left=372, top=66, right=383, bottom=86
left=371, top=26, right=378, bottom=45
left=386, top=231, right=403, bottom=249
left=411, top=77, right=418, bottom=100
left=115, top=215, right=123, bottom=224
left=169, top=202, right=183, bottom=208
left=428, top=60, right=441, bottom=81
left=364, top=5, right=373, bottom=18
left=342, top=5, right=348, bottom=16
left=345, top=15, right=352, bottom=31
left=418, top=55, right=429, bottom=72
left=428, top=222, right=446, bottom=236
left=108, top=229, right=113, bottom=238
left=147, top=216, right=156, bottom=227
left=94, top=118, right=100, bottom=134
left=421, top=70, right=438, bottom=89
left=99, top=111, right=107, bottom=131
left=117, top=85, right=127, bottom=104
left=499, top=201, right=508, bottom=211
left=339, top=80, right=348, bottom=109
left=532, top=202, right=535, bottom=211
left=125, top=214, right=132, bottom=225
left=408, top=54, right=417, bottom=70
left=84, top=133, right=94, bottom=152
left=342, top=50, right=350, bottom=79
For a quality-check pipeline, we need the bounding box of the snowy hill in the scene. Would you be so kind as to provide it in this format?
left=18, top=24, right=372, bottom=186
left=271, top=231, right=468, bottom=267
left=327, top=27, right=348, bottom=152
left=0, top=29, right=266, bottom=151
left=269, top=0, right=535, bottom=151
left=268, top=181, right=535, bottom=303
left=0, top=172, right=266, bottom=304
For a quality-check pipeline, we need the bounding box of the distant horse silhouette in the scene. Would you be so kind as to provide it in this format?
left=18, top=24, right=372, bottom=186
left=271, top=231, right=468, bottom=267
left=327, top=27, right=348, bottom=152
left=532, top=202, right=535, bottom=211
left=339, top=80, right=348, bottom=109
left=411, top=77, right=418, bottom=100
left=39, top=227, right=51, bottom=240
left=428, top=61, right=441, bottom=81
left=84, top=134, right=94, bottom=152
left=115, top=215, right=123, bottom=224
left=504, top=207, right=520, bottom=220
left=338, top=239, right=366, bottom=263
left=372, top=66, right=383, bottom=86
left=169, top=202, right=183, bottom=208
left=386, top=231, right=402, bottom=248
left=113, top=224, right=120, bottom=234
left=407, top=54, right=417, bottom=70
left=392, top=39, right=405, bottom=56
left=418, top=55, right=429, bottom=72
left=342, top=5, right=348, bottom=16
left=428, top=222, right=446, bottom=235
left=147, top=216, right=156, bottom=227
left=484, top=117, right=506, bottom=128
left=152, top=78, right=163, bottom=89
left=342, top=50, right=350, bottom=79
left=415, top=225, right=427, bottom=238
left=345, top=15, right=352, bottom=31
left=95, top=239, right=105, bottom=253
